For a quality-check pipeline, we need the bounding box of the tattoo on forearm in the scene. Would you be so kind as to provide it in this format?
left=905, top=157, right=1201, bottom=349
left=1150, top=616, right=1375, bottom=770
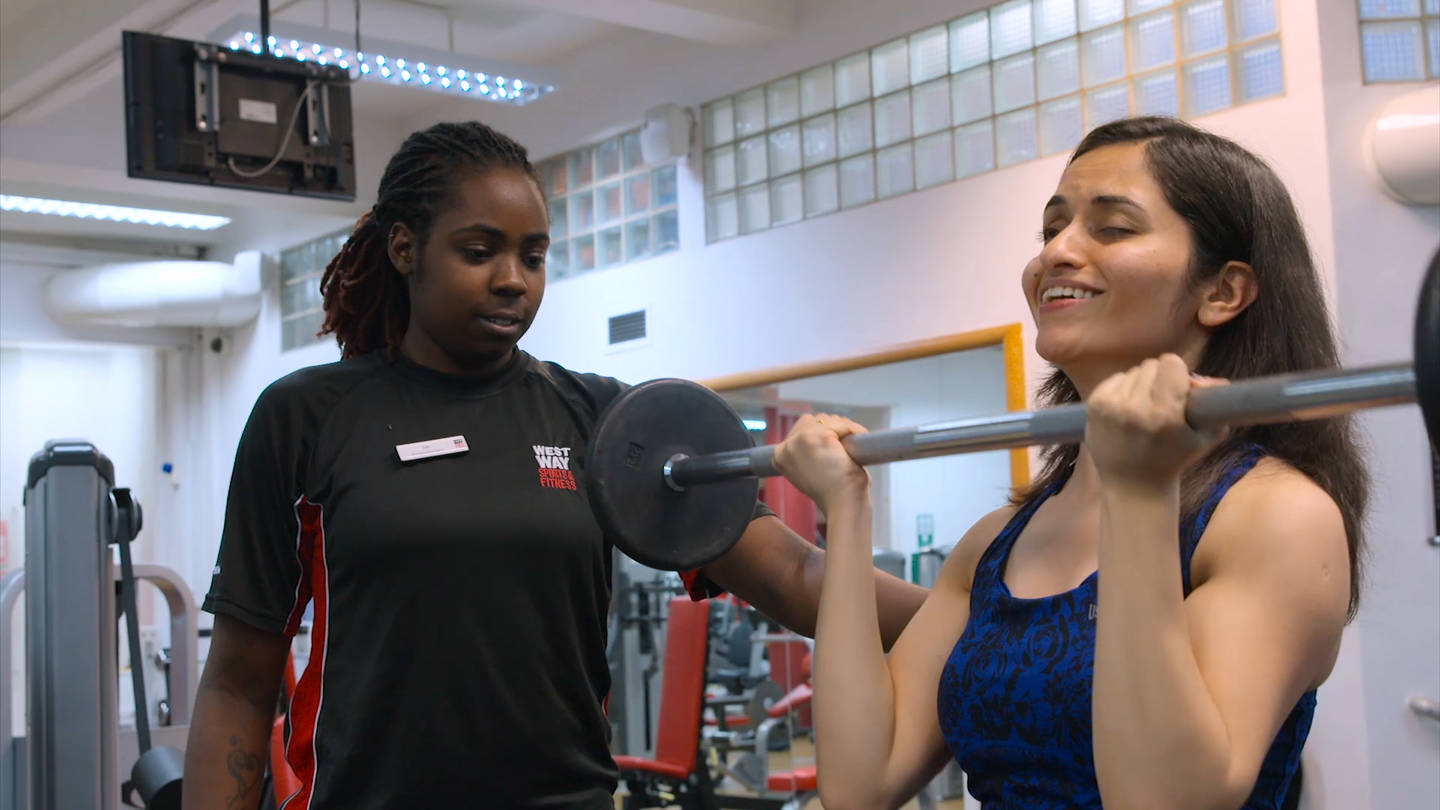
left=226, top=734, right=264, bottom=809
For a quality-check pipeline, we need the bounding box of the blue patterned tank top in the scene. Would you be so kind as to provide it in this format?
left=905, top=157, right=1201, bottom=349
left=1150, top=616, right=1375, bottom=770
left=937, top=447, right=1316, bottom=808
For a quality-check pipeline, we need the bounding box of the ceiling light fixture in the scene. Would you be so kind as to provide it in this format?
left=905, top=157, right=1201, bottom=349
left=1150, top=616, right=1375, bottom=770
left=226, top=30, right=555, bottom=105
left=0, top=195, right=231, bottom=231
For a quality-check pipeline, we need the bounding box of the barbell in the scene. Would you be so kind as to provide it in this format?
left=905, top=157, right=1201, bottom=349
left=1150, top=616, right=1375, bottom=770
left=587, top=249, right=1440, bottom=571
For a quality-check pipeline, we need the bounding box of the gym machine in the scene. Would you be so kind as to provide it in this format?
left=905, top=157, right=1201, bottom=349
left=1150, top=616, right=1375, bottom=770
left=1, top=440, right=196, bottom=809
left=608, top=552, right=687, bottom=758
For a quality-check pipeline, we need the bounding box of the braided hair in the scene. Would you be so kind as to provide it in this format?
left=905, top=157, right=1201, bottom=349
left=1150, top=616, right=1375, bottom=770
left=319, top=121, right=540, bottom=358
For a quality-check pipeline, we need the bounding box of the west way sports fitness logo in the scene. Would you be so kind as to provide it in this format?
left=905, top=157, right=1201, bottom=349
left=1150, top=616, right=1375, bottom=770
left=534, top=445, right=577, bottom=490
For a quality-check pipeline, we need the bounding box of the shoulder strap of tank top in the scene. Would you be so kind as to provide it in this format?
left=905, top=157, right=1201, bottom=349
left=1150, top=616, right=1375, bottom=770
left=972, top=474, right=1067, bottom=592
left=1180, top=443, right=1267, bottom=593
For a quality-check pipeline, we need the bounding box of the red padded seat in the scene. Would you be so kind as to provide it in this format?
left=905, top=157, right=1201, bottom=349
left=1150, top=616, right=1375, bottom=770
left=767, top=683, right=812, bottom=718
left=766, top=765, right=818, bottom=791
left=612, top=598, right=711, bottom=781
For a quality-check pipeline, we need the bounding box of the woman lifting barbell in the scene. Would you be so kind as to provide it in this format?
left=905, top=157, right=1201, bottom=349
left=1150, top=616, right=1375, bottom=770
left=180, top=122, right=929, bottom=809
left=772, top=116, right=1372, bottom=810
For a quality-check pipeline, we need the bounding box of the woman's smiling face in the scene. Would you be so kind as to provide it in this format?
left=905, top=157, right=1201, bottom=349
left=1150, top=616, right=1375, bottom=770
left=1022, top=141, right=1211, bottom=390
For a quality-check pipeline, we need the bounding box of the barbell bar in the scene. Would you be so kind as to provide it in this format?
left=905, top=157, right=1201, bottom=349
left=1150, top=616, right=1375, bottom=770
left=587, top=248, right=1440, bottom=571
left=662, top=362, right=1417, bottom=488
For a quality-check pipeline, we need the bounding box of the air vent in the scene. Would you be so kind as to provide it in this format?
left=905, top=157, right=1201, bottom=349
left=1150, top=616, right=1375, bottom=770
left=608, top=309, right=647, bottom=345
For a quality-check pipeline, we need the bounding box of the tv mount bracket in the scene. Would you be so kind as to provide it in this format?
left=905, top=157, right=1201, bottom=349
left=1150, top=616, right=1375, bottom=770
left=305, top=79, right=331, bottom=147
left=193, top=43, right=220, bottom=133
left=190, top=41, right=331, bottom=147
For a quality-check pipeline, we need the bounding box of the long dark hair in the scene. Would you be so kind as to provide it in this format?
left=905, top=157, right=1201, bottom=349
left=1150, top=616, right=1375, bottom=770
left=1012, top=117, right=1369, bottom=618
left=318, top=121, right=539, bottom=358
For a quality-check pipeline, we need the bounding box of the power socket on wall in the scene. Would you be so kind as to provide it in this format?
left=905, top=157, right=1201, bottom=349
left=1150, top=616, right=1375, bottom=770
left=138, top=625, right=159, bottom=658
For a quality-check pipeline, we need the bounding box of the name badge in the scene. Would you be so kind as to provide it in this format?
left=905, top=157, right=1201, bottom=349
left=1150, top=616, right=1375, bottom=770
left=396, top=435, right=470, bottom=462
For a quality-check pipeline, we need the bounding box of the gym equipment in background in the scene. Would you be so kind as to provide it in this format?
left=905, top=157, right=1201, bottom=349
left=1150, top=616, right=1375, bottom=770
left=1, top=440, right=198, bottom=810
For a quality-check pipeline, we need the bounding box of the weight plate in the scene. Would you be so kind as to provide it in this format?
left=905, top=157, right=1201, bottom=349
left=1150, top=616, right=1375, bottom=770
left=1416, top=247, right=1440, bottom=449
left=586, top=379, right=759, bottom=570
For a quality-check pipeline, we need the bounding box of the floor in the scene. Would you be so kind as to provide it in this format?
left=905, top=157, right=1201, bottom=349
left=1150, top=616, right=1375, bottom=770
left=613, top=736, right=970, bottom=809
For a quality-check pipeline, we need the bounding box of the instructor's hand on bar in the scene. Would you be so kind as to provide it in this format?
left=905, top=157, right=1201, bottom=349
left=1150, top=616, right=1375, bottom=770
left=773, top=413, right=871, bottom=510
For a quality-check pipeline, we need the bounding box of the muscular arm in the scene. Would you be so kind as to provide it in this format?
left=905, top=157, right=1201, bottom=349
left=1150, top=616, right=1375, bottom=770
left=810, top=502, right=1009, bottom=809
left=752, top=413, right=1010, bottom=808
left=183, top=614, right=291, bottom=810
left=1091, top=464, right=1349, bottom=810
left=700, top=514, right=929, bottom=649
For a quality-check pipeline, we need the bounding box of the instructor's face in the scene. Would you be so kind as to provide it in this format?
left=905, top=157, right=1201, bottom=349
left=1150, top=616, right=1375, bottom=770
left=393, top=167, right=549, bottom=375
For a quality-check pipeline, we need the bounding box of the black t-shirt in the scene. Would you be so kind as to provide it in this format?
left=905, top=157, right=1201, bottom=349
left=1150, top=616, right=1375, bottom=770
left=203, top=349, right=753, bottom=808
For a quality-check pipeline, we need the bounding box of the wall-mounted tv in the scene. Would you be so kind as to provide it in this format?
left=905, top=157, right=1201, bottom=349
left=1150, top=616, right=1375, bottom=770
left=122, top=31, right=356, bottom=200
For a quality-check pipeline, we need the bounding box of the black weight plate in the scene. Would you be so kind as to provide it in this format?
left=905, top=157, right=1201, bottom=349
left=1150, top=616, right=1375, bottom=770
left=586, top=379, right=759, bottom=570
left=1417, top=246, right=1440, bottom=450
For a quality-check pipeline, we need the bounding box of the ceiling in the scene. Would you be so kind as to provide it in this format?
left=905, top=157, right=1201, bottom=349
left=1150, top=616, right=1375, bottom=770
left=0, top=0, right=795, bottom=256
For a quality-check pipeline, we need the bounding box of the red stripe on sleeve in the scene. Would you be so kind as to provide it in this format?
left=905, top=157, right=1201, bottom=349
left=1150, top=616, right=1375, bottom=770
left=679, top=569, right=725, bottom=600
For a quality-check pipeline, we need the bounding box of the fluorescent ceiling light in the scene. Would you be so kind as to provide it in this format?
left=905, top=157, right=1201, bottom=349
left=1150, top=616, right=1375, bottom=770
left=226, top=30, right=554, bottom=105
left=0, top=195, right=231, bottom=231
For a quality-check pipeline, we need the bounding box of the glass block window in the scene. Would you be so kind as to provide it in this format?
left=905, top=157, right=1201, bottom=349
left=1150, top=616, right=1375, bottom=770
left=1357, top=1, right=1440, bottom=81
left=279, top=229, right=347, bottom=351
left=701, top=0, right=1287, bottom=243
left=535, top=129, right=680, bottom=279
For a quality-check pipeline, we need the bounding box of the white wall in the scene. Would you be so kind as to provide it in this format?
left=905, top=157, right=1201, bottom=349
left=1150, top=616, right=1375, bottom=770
left=0, top=343, right=166, bottom=735
left=0, top=345, right=164, bottom=568
left=1314, top=7, right=1440, bottom=810
left=506, top=0, right=1342, bottom=395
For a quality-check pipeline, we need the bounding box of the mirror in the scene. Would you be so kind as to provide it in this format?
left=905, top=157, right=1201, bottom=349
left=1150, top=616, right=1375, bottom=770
left=706, top=324, right=1028, bottom=570
left=695, top=324, right=1024, bottom=806
left=610, top=326, right=1025, bottom=808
